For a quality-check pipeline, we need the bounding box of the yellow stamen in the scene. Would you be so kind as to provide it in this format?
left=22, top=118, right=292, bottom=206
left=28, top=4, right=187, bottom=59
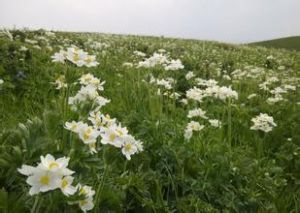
left=61, top=179, right=68, bottom=189
left=49, top=162, right=59, bottom=169
left=79, top=188, right=87, bottom=195
left=40, top=175, right=50, bottom=185
left=109, top=133, right=116, bottom=142
left=83, top=129, right=92, bottom=140
left=124, top=143, right=132, bottom=152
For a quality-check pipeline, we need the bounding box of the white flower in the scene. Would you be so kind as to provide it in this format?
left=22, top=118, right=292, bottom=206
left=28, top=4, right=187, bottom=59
left=186, top=87, right=206, bottom=103
left=123, top=62, right=133, bottom=67
left=155, top=79, right=172, bottom=90
left=18, top=165, right=39, bottom=176
left=121, top=136, right=138, bottom=160
left=26, top=169, right=61, bottom=195
left=79, top=197, right=94, bottom=212
left=133, top=50, right=146, bottom=57
left=137, top=52, right=168, bottom=68
left=88, top=111, right=116, bottom=129
left=208, top=119, right=222, bottom=128
left=213, top=86, right=238, bottom=101
left=78, top=184, right=95, bottom=212
left=100, top=125, right=127, bottom=148
left=186, top=121, right=204, bottom=132
left=250, top=113, right=277, bottom=133
left=95, top=96, right=110, bottom=108
left=65, top=121, right=85, bottom=133
left=84, top=55, right=99, bottom=67
left=184, top=121, right=204, bottom=141
left=187, top=108, right=208, bottom=119
left=51, top=50, right=66, bottom=63
left=164, top=59, right=184, bottom=71
left=78, top=124, right=100, bottom=144
left=247, top=94, right=257, bottom=99
left=52, top=47, right=99, bottom=67
left=185, top=71, right=195, bottom=80
left=20, top=46, right=28, bottom=51
left=60, top=176, right=77, bottom=196
left=0, top=79, right=4, bottom=85
left=38, top=154, right=74, bottom=176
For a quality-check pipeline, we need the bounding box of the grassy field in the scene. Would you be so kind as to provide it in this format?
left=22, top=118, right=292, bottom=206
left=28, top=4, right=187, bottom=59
left=250, top=36, right=300, bottom=51
left=0, top=29, right=300, bottom=212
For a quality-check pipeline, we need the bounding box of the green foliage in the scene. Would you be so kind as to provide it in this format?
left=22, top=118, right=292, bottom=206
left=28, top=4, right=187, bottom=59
left=0, top=30, right=300, bottom=212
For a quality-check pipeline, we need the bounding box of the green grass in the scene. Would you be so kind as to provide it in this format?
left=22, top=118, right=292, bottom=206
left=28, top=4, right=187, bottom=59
left=250, top=36, right=300, bottom=51
left=0, top=29, right=300, bottom=212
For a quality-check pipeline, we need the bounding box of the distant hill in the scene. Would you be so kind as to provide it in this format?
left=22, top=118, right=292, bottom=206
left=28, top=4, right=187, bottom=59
left=250, top=36, right=300, bottom=51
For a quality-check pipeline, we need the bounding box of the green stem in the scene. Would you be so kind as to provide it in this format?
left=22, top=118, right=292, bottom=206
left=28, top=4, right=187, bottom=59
left=227, top=98, right=232, bottom=149
left=31, top=195, right=39, bottom=213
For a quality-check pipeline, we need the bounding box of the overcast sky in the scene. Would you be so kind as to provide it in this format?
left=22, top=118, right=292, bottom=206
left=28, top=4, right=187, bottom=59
left=0, top=0, right=299, bottom=43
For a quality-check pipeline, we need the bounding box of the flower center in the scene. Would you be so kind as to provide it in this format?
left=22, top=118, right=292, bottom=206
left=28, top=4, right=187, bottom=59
left=61, top=179, right=68, bottom=189
left=124, top=143, right=132, bottom=152
left=109, top=133, right=116, bottom=142
left=49, top=162, right=59, bottom=169
left=40, top=175, right=50, bottom=185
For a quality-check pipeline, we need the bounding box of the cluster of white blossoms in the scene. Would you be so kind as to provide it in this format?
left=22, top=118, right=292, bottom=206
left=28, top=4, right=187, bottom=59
left=85, top=39, right=110, bottom=50
left=18, top=154, right=94, bottom=212
left=65, top=110, right=143, bottom=160
left=149, top=76, right=181, bottom=99
left=186, top=82, right=238, bottom=103
left=187, top=108, right=208, bottom=119
left=137, top=52, right=184, bottom=71
left=51, top=47, right=99, bottom=67
left=68, top=74, right=110, bottom=110
left=231, top=66, right=265, bottom=80
left=184, top=107, right=222, bottom=140
left=250, top=113, right=277, bottom=133
left=65, top=73, right=143, bottom=160
left=267, top=85, right=296, bottom=105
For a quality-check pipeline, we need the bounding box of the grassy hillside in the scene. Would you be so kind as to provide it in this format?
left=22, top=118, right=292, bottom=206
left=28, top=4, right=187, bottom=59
left=0, top=29, right=300, bottom=212
left=250, top=36, right=300, bottom=51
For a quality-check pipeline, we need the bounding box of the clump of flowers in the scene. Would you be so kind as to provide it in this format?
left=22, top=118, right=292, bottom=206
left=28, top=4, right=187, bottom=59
left=250, top=113, right=277, bottom=133
left=51, top=47, right=99, bottom=67
left=65, top=73, right=143, bottom=159
left=186, top=81, right=238, bottom=103
left=18, top=154, right=95, bottom=212
left=65, top=110, right=143, bottom=159
left=187, top=108, right=208, bottom=119
left=137, top=51, right=184, bottom=71
left=68, top=73, right=109, bottom=110
left=18, top=154, right=76, bottom=196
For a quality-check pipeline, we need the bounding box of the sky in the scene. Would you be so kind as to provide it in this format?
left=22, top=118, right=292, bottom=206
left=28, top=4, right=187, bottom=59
left=0, top=0, right=299, bottom=43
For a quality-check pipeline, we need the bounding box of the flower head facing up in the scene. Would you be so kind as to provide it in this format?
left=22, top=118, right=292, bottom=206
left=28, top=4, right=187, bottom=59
left=250, top=113, right=277, bottom=133
left=51, top=47, right=99, bottom=67
left=18, top=154, right=75, bottom=196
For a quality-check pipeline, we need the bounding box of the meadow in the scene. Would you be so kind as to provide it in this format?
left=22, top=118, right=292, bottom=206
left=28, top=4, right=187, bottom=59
left=0, top=29, right=299, bottom=212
